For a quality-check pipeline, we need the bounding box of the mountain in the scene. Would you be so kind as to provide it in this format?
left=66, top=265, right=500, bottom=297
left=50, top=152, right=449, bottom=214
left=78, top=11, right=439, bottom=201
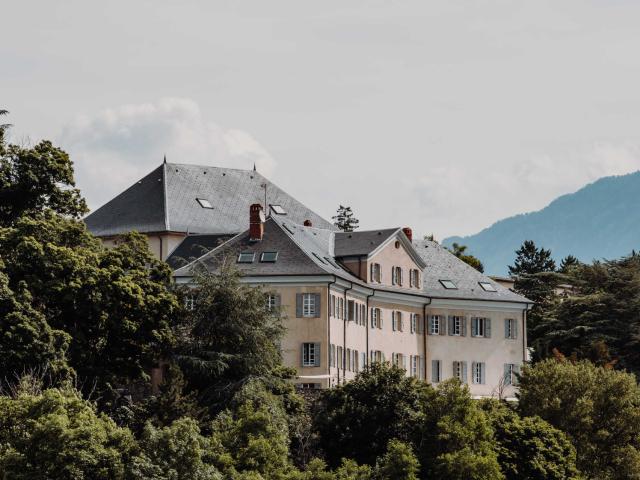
left=443, top=171, right=640, bottom=275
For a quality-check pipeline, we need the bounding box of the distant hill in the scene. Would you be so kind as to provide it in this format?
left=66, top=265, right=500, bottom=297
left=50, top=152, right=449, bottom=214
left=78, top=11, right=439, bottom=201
left=443, top=171, right=640, bottom=275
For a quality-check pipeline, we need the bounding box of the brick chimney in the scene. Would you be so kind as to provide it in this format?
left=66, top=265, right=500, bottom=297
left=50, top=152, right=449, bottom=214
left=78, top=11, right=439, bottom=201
left=303, top=219, right=313, bottom=227
left=250, top=203, right=264, bottom=241
left=402, top=227, right=413, bottom=242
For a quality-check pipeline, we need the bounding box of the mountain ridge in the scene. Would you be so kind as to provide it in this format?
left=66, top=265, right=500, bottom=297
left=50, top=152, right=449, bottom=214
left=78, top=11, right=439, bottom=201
left=443, top=171, right=640, bottom=275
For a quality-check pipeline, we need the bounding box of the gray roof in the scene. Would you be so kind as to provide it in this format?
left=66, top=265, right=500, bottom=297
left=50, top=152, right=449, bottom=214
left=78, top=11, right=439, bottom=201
left=85, top=162, right=334, bottom=237
left=414, top=239, right=530, bottom=303
left=166, top=234, right=234, bottom=270
left=334, top=228, right=400, bottom=257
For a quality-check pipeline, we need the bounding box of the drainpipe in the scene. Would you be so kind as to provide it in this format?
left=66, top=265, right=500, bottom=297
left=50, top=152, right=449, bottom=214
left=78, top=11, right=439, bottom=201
left=522, top=305, right=529, bottom=363
left=327, top=276, right=338, bottom=387
left=422, top=298, right=432, bottom=381
left=343, top=281, right=354, bottom=384
left=365, top=290, right=375, bottom=368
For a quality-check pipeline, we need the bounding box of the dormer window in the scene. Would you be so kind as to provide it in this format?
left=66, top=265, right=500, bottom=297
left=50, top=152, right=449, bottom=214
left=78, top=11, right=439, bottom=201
left=392, top=266, right=403, bottom=286
left=196, top=198, right=213, bottom=209
left=370, top=263, right=381, bottom=283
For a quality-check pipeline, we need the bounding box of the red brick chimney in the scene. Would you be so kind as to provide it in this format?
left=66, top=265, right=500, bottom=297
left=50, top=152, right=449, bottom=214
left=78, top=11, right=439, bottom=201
left=303, top=219, right=313, bottom=227
left=402, top=227, right=413, bottom=242
left=250, top=203, right=264, bottom=241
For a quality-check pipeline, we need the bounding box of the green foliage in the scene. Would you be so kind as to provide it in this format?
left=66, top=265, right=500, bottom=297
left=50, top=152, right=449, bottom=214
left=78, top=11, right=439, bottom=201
left=418, top=379, right=503, bottom=480
left=0, top=386, right=137, bottom=479
left=518, top=359, right=640, bottom=479
left=314, top=362, right=425, bottom=466
left=559, top=254, right=581, bottom=273
left=178, top=263, right=286, bottom=411
left=375, top=439, right=419, bottom=480
left=509, top=240, right=556, bottom=275
left=0, top=135, right=87, bottom=226
left=332, top=205, right=359, bottom=232
left=481, top=400, right=580, bottom=480
left=449, top=242, right=485, bottom=272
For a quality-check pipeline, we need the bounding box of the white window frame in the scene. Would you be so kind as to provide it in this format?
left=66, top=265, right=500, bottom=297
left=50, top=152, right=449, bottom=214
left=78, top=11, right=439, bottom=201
left=411, top=314, right=417, bottom=333
left=184, top=295, right=196, bottom=311
left=411, top=356, right=419, bottom=377
left=453, top=316, right=462, bottom=336
left=302, top=293, right=315, bottom=318
left=453, top=361, right=463, bottom=381
left=302, top=343, right=317, bottom=367
left=266, top=294, right=278, bottom=311
left=472, top=317, right=487, bottom=337
left=430, top=315, right=440, bottom=334
left=506, top=318, right=516, bottom=339
left=371, top=263, right=381, bottom=283
left=473, top=362, right=484, bottom=384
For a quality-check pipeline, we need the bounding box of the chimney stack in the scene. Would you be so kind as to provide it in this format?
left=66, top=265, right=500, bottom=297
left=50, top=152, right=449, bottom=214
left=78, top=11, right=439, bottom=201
left=250, top=203, right=264, bottom=241
left=402, top=227, right=413, bottom=242
left=303, top=219, right=313, bottom=227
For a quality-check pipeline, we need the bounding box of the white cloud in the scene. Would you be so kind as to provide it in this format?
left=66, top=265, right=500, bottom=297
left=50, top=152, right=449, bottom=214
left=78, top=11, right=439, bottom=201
left=412, top=143, right=640, bottom=239
left=59, top=98, right=276, bottom=209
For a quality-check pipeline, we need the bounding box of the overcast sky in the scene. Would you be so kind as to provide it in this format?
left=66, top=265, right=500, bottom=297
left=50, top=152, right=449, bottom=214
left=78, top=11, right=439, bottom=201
left=3, top=1, right=640, bottom=239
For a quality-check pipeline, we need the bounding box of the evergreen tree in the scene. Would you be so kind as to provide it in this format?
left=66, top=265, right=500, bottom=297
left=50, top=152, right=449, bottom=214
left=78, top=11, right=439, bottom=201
left=332, top=205, right=360, bottom=232
left=449, top=243, right=485, bottom=273
left=375, top=439, right=419, bottom=480
left=559, top=254, right=581, bottom=273
left=508, top=240, right=556, bottom=275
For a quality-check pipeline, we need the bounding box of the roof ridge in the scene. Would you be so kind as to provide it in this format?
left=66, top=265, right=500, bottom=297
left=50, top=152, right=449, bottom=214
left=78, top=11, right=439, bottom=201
left=162, top=162, right=170, bottom=231
left=164, top=162, right=253, bottom=173
left=336, top=227, right=401, bottom=235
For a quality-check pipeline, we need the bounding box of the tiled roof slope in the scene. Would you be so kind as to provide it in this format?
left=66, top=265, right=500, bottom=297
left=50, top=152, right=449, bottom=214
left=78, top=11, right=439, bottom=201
left=85, top=162, right=334, bottom=237
left=334, top=228, right=400, bottom=257
left=414, top=239, right=530, bottom=303
left=166, top=234, right=234, bottom=270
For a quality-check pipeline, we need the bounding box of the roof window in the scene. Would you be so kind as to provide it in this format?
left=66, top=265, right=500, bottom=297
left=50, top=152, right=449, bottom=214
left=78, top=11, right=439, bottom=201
left=270, top=204, right=286, bottom=215
left=260, top=251, right=278, bottom=262
left=478, top=281, right=497, bottom=292
left=237, top=252, right=255, bottom=263
left=439, top=280, right=458, bottom=290
left=196, top=198, right=213, bottom=209
left=312, top=253, right=327, bottom=264
left=324, top=257, right=340, bottom=269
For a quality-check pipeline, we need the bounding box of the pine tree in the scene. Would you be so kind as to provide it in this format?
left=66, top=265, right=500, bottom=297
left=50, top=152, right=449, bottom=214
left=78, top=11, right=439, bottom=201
left=332, top=205, right=360, bottom=232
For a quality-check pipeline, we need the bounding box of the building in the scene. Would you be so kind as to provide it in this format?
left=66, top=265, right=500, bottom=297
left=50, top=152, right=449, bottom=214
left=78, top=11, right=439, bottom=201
left=86, top=162, right=531, bottom=398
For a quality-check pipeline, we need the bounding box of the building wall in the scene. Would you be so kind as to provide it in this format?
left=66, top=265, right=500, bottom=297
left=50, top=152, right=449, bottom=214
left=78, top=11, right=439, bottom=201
left=98, top=232, right=186, bottom=260
left=367, top=238, right=423, bottom=291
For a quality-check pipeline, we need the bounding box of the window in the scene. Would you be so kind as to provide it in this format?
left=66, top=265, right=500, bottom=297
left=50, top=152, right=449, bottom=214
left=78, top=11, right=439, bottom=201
left=330, top=344, right=336, bottom=367
left=360, top=352, right=367, bottom=369
left=330, top=295, right=336, bottom=318
left=392, top=266, right=403, bottom=286
left=411, top=355, right=419, bottom=377
left=346, top=348, right=351, bottom=371
left=371, top=308, right=382, bottom=329
left=393, top=353, right=406, bottom=370
left=260, top=251, right=278, bottom=262
left=196, top=198, right=213, bottom=209
left=449, top=315, right=464, bottom=336
left=347, top=300, right=355, bottom=321
left=270, top=204, right=286, bottom=215
left=471, top=317, right=492, bottom=338
left=266, top=294, right=279, bottom=311
left=370, top=263, right=381, bottom=283
left=453, top=361, right=467, bottom=383
left=472, top=362, right=485, bottom=384
left=392, top=311, right=403, bottom=332
left=303, top=294, right=316, bottom=317
left=505, top=318, right=517, bottom=339
left=504, top=363, right=519, bottom=385
left=432, top=360, right=441, bottom=383
left=237, top=251, right=255, bottom=263
left=297, top=383, right=320, bottom=389
left=411, top=314, right=417, bottom=333
left=337, top=346, right=343, bottom=369
left=410, top=269, right=420, bottom=287
left=429, top=315, right=442, bottom=335
left=338, top=297, right=344, bottom=319
left=302, top=343, right=319, bottom=367
left=478, top=281, right=497, bottom=292
left=439, top=279, right=457, bottom=289
left=184, top=295, right=196, bottom=311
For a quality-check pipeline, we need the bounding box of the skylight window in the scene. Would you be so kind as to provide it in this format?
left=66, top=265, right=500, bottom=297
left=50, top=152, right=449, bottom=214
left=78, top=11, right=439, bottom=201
left=260, top=251, right=278, bottom=262
left=196, top=198, right=213, bottom=209
left=237, top=252, right=255, bottom=263
left=270, top=204, right=286, bottom=215
left=439, top=280, right=458, bottom=290
left=312, top=253, right=326, bottom=264
left=324, top=257, right=340, bottom=269
left=478, top=281, right=497, bottom=292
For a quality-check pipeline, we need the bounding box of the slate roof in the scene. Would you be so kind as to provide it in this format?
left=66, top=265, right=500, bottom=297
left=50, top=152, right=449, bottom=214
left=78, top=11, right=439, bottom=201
left=414, top=239, right=530, bottom=303
left=165, top=234, right=234, bottom=270
left=334, top=229, right=400, bottom=257
left=85, top=162, right=334, bottom=237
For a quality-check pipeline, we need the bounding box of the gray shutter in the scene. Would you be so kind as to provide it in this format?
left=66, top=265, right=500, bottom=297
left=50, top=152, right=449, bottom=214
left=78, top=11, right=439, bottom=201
left=461, top=361, right=468, bottom=384
left=428, top=316, right=433, bottom=335
left=471, top=317, right=477, bottom=336
left=503, top=364, right=511, bottom=385
left=514, top=319, right=519, bottom=339
left=440, top=316, right=446, bottom=335
left=420, top=356, right=425, bottom=380
left=448, top=316, right=454, bottom=336
left=314, top=294, right=321, bottom=317
left=471, top=362, right=477, bottom=384
left=480, top=362, right=486, bottom=384
left=514, top=364, right=520, bottom=385
left=370, top=308, right=375, bottom=329
left=462, top=317, right=467, bottom=337
left=379, top=310, right=383, bottom=329
left=315, top=343, right=321, bottom=366
left=275, top=294, right=281, bottom=308
left=296, top=294, right=303, bottom=318
left=452, top=361, right=458, bottom=380
left=504, top=319, right=509, bottom=339
left=301, top=344, right=305, bottom=367
left=485, top=318, right=492, bottom=338
left=392, top=311, right=396, bottom=331
left=370, top=263, right=374, bottom=281
left=432, top=360, right=439, bottom=382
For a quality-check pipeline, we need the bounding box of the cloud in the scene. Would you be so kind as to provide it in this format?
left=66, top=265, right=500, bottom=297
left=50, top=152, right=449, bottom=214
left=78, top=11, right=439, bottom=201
left=411, top=143, right=640, bottom=239
left=59, top=98, right=276, bottom=210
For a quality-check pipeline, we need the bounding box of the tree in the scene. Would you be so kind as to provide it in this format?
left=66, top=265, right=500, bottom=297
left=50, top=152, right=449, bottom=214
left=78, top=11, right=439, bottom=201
left=559, top=254, right=581, bottom=273
left=314, top=363, right=426, bottom=467
left=518, top=358, right=640, bottom=479
left=0, top=134, right=87, bottom=226
left=0, top=213, right=178, bottom=400
left=332, top=205, right=359, bottom=232
left=449, top=243, right=485, bottom=273
left=0, top=386, right=137, bottom=479
left=481, top=400, right=580, bottom=480
left=508, top=240, right=556, bottom=275
left=375, top=439, right=419, bottom=480
left=177, top=263, right=286, bottom=412
left=0, top=109, right=10, bottom=144
left=417, top=380, right=503, bottom=480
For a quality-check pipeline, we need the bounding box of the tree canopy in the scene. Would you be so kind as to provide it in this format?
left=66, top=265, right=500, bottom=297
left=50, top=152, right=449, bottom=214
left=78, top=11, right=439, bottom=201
left=449, top=242, right=485, bottom=273
left=332, top=205, right=360, bottom=232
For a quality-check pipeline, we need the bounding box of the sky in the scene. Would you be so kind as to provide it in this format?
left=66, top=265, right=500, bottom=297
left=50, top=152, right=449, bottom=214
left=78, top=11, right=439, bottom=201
left=3, top=0, right=640, bottom=239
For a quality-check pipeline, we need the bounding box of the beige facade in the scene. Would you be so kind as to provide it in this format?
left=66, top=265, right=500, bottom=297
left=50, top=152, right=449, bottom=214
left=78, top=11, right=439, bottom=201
left=100, top=232, right=186, bottom=260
